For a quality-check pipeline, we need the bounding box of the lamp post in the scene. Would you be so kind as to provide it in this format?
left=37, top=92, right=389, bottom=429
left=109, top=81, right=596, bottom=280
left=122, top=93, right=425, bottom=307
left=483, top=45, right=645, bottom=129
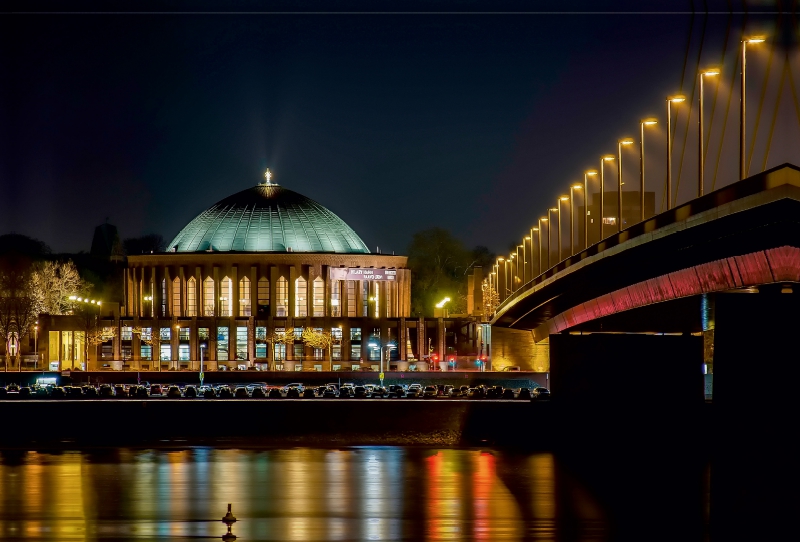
left=538, top=218, right=547, bottom=274
left=666, top=95, right=686, bottom=210
left=547, top=208, right=558, bottom=268
left=34, top=321, right=38, bottom=370
left=600, top=156, right=615, bottom=239
left=200, top=344, right=205, bottom=386
left=496, top=257, right=505, bottom=302
left=523, top=237, right=531, bottom=284
left=570, top=184, right=582, bottom=256
left=640, top=119, right=658, bottom=221
left=618, top=138, right=635, bottom=231
left=557, top=198, right=568, bottom=261
left=741, top=37, right=765, bottom=180
left=516, top=244, right=524, bottom=288
left=584, top=170, right=597, bottom=248
left=699, top=69, right=720, bottom=196
left=435, top=297, right=451, bottom=372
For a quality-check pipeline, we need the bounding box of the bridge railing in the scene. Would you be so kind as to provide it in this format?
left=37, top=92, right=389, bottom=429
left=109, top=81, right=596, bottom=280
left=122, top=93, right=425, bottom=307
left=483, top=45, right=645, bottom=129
left=494, top=163, right=800, bottom=315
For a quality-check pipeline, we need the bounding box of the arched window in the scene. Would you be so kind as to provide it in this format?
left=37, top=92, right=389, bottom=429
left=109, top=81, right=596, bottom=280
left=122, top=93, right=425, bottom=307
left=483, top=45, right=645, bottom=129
left=220, top=276, right=232, bottom=317
left=172, top=277, right=181, bottom=317
left=295, top=277, right=307, bottom=318
left=330, top=280, right=341, bottom=317
left=239, top=276, right=251, bottom=317
left=257, top=277, right=269, bottom=315
left=275, top=277, right=288, bottom=317
left=161, top=278, right=167, bottom=317
left=186, top=277, right=197, bottom=317
left=203, top=277, right=215, bottom=316
left=313, top=277, right=325, bottom=317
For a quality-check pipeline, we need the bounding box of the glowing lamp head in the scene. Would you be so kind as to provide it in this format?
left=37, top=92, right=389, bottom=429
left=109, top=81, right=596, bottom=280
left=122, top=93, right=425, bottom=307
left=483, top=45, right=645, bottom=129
left=642, top=118, right=658, bottom=126
left=572, top=184, right=582, bottom=189
left=702, top=69, right=720, bottom=76
left=668, top=95, right=686, bottom=103
left=586, top=170, right=598, bottom=176
left=435, top=297, right=451, bottom=308
left=602, top=155, right=615, bottom=161
left=549, top=207, right=558, bottom=212
left=540, top=217, right=548, bottom=222
left=746, top=37, right=765, bottom=44
left=560, top=196, right=568, bottom=201
left=620, top=138, right=634, bottom=145
left=524, top=235, right=531, bottom=240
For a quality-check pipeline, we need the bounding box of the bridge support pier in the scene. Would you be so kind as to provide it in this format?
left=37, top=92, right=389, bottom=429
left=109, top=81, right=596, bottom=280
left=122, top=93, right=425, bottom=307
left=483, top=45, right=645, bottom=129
left=711, top=290, right=800, bottom=538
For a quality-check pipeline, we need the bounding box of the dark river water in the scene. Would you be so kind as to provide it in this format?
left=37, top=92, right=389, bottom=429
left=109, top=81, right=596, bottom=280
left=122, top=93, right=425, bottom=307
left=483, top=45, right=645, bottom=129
left=0, top=446, right=715, bottom=541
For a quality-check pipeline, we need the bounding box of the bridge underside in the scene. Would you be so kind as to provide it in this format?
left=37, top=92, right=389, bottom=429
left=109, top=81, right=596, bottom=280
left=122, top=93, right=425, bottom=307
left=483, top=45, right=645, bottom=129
left=491, top=164, right=800, bottom=341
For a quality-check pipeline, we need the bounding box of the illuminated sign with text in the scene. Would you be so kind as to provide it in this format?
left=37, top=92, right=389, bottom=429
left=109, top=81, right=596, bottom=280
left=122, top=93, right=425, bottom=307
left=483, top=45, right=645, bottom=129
left=329, top=268, right=397, bottom=281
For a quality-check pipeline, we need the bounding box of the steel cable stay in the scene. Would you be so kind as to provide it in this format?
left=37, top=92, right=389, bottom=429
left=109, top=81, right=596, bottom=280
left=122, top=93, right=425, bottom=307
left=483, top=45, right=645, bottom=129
left=674, top=6, right=708, bottom=207
left=746, top=26, right=778, bottom=177
left=661, top=1, right=698, bottom=214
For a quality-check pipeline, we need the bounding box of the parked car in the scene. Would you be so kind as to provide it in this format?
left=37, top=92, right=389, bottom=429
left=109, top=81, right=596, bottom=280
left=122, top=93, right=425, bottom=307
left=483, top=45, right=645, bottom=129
left=485, top=385, right=504, bottom=399
left=98, top=384, right=115, bottom=398
left=450, top=385, right=470, bottom=398
left=233, top=386, right=250, bottom=399
left=371, top=386, right=388, bottom=398
left=202, top=386, right=217, bottom=399
left=149, top=384, right=164, bottom=396
left=441, top=385, right=454, bottom=397
left=246, top=382, right=268, bottom=393
left=218, top=386, right=234, bottom=399
left=405, top=387, right=421, bottom=398
left=135, top=386, right=150, bottom=398
left=251, top=387, right=266, bottom=398
left=337, top=387, right=353, bottom=398
left=408, top=383, right=423, bottom=396
left=82, top=386, right=98, bottom=398
left=302, top=387, right=317, bottom=399
left=422, top=385, right=438, bottom=398
left=113, top=384, right=128, bottom=398
left=49, top=386, right=66, bottom=399
left=352, top=386, right=368, bottom=399
left=501, top=388, right=516, bottom=400
left=285, top=387, right=301, bottom=398
left=268, top=388, right=283, bottom=398
left=19, top=387, right=32, bottom=398
left=283, top=382, right=305, bottom=393
left=517, top=388, right=532, bottom=400
left=468, top=387, right=485, bottom=400
left=184, top=385, right=198, bottom=398
left=64, top=386, right=84, bottom=399
left=167, top=386, right=183, bottom=398
left=387, top=384, right=405, bottom=398
left=532, top=387, right=551, bottom=400
left=322, top=386, right=337, bottom=398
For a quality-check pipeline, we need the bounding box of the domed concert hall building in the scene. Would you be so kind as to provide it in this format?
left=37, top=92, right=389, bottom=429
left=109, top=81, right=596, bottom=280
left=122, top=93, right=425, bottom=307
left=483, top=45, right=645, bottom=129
left=121, top=170, right=413, bottom=371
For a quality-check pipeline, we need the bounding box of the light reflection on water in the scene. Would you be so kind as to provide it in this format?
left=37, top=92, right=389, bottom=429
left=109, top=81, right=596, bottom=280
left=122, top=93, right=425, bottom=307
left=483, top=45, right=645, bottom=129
left=0, top=447, right=607, bottom=541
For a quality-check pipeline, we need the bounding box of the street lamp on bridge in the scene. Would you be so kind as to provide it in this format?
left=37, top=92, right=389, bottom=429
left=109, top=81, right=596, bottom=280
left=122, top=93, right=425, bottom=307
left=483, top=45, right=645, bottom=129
left=741, top=37, right=765, bottom=180
left=547, top=208, right=558, bottom=269
left=584, top=170, right=597, bottom=248
left=640, top=119, right=658, bottom=221
left=666, top=94, right=686, bottom=210
left=537, top=218, right=547, bottom=276
left=557, top=197, right=568, bottom=262
left=570, top=184, right=582, bottom=256
left=600, top=156, right=615, bottom=240
left=699, top=69, right=720, bottom=196
left=618, top=138, right=635, bottom=232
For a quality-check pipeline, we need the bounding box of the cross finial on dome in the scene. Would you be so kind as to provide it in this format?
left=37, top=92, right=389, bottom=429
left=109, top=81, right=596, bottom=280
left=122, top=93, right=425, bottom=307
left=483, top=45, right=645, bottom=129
left=264, top=168, right=273, bottom=185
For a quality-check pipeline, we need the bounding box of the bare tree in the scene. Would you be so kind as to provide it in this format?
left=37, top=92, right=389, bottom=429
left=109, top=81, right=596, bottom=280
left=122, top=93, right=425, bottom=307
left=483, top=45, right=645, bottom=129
left=482, top=281, right=500, bottom=317
left=266, top=328, right=294, bottom=370
left=132, top=326, right=160, bottom=370
left=31, top=260, right=87, bottom=315
left=301, top=327, right=340, bottom=366
left=0, top=268, right=43, bottom=367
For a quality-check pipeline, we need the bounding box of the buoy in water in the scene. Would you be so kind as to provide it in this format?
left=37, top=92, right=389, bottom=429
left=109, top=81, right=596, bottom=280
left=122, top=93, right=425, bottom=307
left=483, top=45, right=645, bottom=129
left=222, top=503, right=237, bottom=525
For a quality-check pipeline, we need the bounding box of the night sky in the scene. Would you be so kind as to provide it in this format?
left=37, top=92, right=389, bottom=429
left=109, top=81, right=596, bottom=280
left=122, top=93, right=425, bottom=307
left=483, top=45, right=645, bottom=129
left=3, top=1, right=797, bottom=256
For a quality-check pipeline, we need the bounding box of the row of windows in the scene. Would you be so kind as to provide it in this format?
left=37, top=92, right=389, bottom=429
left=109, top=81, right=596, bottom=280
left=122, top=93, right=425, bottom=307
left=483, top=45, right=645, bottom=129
left=115, top=325, right=384, bottom=362
left=145, top=276, right=391, bottom=319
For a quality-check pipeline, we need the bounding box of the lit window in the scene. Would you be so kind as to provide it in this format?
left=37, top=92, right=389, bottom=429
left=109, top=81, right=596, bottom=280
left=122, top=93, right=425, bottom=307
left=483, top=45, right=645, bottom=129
left=239, top=277, right=251, bottom=317
left=255, top=326, right=267, bottom=359
left=203, top=277, right=215, bottom=316
left=160, top=327, right=171, bottom=341
left=179, top=327, right=190, bottom=341
left=161, top=278, right=167, bottom=317
left=172, top=277, right=181, bottom=316
left=295, top=277, right=307, bottom=318
left=121, top=326, right=133, bottom=341
left=236, top=326, right=248, bottom=361
left=276, top=277, right=288, bottom=317
left=186, top=278, right=197, bottom=317
left=220, top=276, right=232, bottom=317
left=217, top=327, right=229, bottom=361
left=313, top=277, right=324, bottom=317
left=330, top=280, right=341, bottom=317
left=347, top=280, right=356, bottom=317
left=258, top=277, right=269, bottom=315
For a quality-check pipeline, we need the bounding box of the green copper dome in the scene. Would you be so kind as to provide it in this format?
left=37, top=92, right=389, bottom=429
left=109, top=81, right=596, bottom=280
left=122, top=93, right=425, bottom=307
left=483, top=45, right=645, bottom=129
left=168, top=181, right=370, bottom=253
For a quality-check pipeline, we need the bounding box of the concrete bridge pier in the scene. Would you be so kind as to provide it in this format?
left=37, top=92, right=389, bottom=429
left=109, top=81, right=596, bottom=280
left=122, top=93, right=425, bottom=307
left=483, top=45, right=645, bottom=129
left=710, top=289, right=800, bottom=539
